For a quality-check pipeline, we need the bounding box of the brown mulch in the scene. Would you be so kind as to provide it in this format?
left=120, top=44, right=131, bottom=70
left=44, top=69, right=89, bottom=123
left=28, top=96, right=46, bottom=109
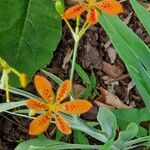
left=0, top=1, right=150, bottom=149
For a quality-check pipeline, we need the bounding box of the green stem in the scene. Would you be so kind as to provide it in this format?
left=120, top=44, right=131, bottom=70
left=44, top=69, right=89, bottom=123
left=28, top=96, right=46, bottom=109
left=69, top=35, right=80, bottom=82
left=0, top=70, right=6, bottom=88
left=64, top=18, right=74, bottom=34
left=75, top=16, right=80, bottom=33
left=5, top=72, right=10, bottom=102
left=10, top=67, right=21, bottom=77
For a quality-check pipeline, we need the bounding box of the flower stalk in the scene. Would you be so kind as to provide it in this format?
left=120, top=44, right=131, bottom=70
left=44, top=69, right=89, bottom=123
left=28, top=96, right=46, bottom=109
left=0, top=57, right=28, bottom=102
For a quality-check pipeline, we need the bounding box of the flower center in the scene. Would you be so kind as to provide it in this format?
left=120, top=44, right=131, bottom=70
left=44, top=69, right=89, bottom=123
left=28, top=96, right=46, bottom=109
left=52, top=102, right=61, bottom=113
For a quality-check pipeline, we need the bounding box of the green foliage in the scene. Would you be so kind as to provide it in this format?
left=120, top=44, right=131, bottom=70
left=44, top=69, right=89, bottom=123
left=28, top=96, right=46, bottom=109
left=114, top=123, right=138, bottom=149
left=113, top=108, right=149, bottom=137
left=55, top=130, right=63, bottom=141
left=74, top=130, right=89, bottom=150
left=130, top=0, right=150, bottom=35
left=100, top=13, right=150, bottom=113
left=0, top=0, right=62, bottom=86
left=97, top=107, right=117, bottom=139
left=0, top=101, right=25, bottom=113
left=15, top=135, right=100, bottom=150
left=75, top=63, right=98, bottom=99
left=75, top=63, right=91, bottom=84
left=42, top=69, right=62, bottom=84
left=101, top=139, right=114, bottom=150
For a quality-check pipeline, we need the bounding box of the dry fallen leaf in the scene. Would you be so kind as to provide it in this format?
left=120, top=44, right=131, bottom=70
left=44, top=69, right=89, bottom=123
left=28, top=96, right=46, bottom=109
left=73, top=84, right=86, bottom=98
left=81, top=44, right=102, bottom=70
left=127, top=80, right=135, bottom=92
left=107, top=47, right=117, bottom=64
left=97, top=87, right=131, bottom=109
left=62, top=48, right=73, bottom=69
left=102, top=61, right=123, bottom=79
left=94, top=100, right=114, bottom=110
left=125, top=80, right=135, bottom=104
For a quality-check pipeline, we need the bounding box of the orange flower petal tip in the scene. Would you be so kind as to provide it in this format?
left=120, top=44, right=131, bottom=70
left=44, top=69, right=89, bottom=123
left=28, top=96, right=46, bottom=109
left=63, top=4, right=86, bottom=19
left=61, top=100, right=92, bottom=115
left=56, top=80, right=72, bottom=102
left=34, top=75, right=54, bottom=103
left=55, top=114, right=72, bottom=135
left=96, top=0, right=123, bottom=15
left=29, top=113, right=51, bottom=135
left=86, top=7, right=98, bottom=25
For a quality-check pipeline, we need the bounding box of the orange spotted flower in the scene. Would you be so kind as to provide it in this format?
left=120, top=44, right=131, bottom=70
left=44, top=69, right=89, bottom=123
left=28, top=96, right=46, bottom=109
left=63, top=0, right=123, bottom=25
left=26, top=75, right=92, bottom=135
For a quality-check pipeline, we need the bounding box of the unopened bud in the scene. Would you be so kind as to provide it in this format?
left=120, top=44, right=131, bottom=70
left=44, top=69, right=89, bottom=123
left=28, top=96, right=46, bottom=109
left=55, top=0, right=65, bottom=15
left=19, top=73, right=28, bottom=88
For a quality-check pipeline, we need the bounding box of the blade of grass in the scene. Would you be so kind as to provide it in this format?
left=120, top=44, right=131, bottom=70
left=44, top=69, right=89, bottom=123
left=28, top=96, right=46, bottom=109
left=130, top=0, right=150, bottom=35
left=75, top=63, right=91, bottom=84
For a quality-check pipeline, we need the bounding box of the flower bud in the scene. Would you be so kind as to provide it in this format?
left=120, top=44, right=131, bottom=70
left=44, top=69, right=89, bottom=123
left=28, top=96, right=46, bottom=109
left=19, top=73, right=28, bottom=88
left=55, top=0, right=65, bottom=15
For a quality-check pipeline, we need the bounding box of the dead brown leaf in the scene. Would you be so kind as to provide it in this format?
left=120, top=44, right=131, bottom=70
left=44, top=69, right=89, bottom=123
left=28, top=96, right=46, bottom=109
left=102, top=61, right=123, bottom=79
left=73, top=84, right=86, bottom=98
left=81, top=44, right=102, bottom=70
left=107, top=47, right=117, bottom=64
left=62, top=48, right=73, bottom=69
left=97, top=87, right=131, bottom=109
left=94, top=100, right=114, bottom=110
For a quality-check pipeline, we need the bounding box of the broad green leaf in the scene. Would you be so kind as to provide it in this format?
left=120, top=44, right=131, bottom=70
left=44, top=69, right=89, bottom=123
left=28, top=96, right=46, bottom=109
left=0, top=101, right=25, bottom=113
left=137, top=126, right=147, bottom=138
left=75, top=63, right=91, bottom=84
left=15, top=135, right=64, bottom=150
left=127, top=63, right=150, bottom=113
left=74, top=130, right=89, bottom=150
left=0, top=0, right=61, bottom=86
left=113, top=108, right=149, bottom=137
left=130, top=0, right=150, bottom=35
left=15, top=136, right=100, bottom=150
left=100, top=13, right=150, bottom=112
left=97, top=107, right=117, bottom=139
left=114, top=123, right=138, bottom=149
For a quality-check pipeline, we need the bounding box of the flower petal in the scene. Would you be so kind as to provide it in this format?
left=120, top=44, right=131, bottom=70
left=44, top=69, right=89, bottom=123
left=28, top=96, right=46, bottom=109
left=29, top=113, right=51, bottom=135
left=26, top=99, right=48, bottom=111
left=60, top=99, right=92, bottom=114
left=96, top=0, right=123, bottom=15
left=86, top=7, right=99, bottom=25
left=34, top=75, right=54, bottom=104
left=56, top=80, right=72, bottom=102
left=63, top=4, right=87, bottom=19
left=55, top=114, right=71, bottom=135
